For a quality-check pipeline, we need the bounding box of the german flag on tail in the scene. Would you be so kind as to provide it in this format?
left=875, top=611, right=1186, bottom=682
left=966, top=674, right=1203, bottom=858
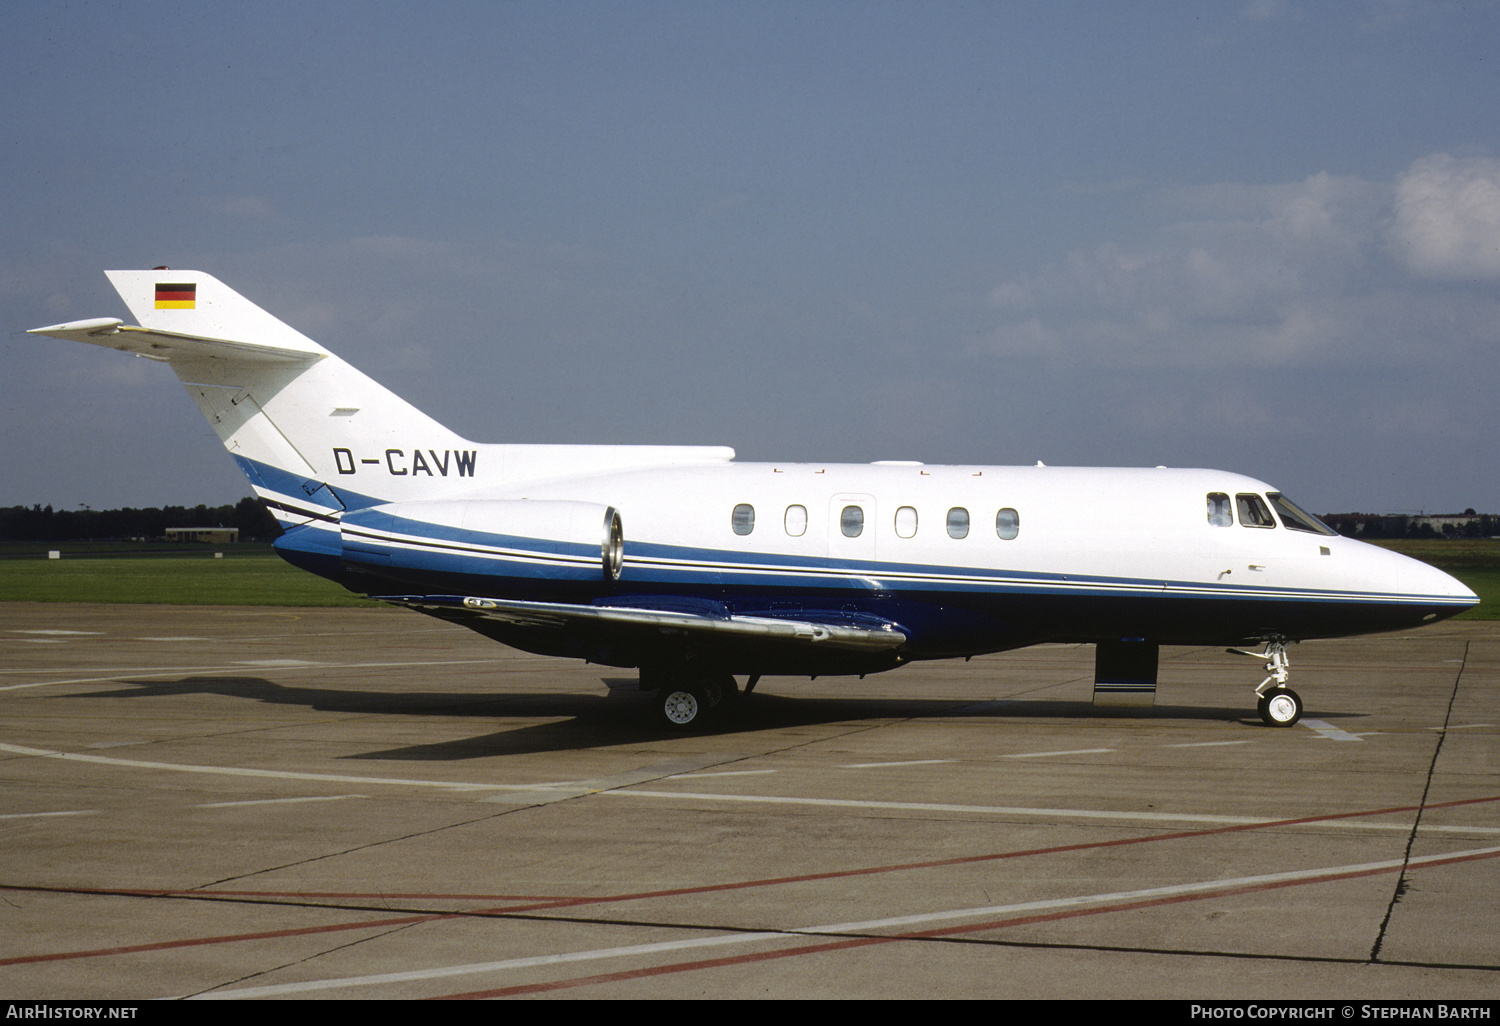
left=155, top=282, right=196, bottom=309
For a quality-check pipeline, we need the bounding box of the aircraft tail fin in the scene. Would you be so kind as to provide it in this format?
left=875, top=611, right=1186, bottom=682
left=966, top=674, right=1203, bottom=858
left=30, top=270, right=472, bottom=527
left=105, top=269, right=331, bottom=358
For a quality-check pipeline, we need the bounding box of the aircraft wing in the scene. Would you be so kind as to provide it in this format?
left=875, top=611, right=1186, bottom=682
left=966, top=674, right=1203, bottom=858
left=378, top=595, right=910, bottom=653
left=28, top=319, right=322, bottom=364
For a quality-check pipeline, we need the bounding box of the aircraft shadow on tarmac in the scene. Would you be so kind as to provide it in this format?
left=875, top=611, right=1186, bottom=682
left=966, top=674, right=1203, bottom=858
left=65, top=674, right=1339, bottom=760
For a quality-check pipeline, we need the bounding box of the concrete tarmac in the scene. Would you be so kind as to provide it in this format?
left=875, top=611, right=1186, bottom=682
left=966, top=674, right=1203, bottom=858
left=1, top=602, right=1496, bottom=1000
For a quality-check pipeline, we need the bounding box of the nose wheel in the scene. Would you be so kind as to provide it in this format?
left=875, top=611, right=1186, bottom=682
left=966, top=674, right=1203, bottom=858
left=1256, top=687, right=1303, bottom=727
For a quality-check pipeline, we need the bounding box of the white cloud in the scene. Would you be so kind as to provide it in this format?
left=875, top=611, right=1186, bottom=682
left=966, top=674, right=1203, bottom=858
left=979, top=160, right=1500, bottom=371
left=1390, top=153, right=1500, bottom=279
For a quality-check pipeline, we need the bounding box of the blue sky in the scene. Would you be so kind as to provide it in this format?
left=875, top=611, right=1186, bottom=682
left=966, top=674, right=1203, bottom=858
left=4, top=0, right=1497, bottom=514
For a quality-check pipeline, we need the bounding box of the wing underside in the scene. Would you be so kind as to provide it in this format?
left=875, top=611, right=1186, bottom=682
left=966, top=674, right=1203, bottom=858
left=379, top=594, right=910, bottom=674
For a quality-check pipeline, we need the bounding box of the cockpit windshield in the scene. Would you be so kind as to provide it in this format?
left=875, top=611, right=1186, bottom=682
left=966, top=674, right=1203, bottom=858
left=1267, top=492, right=1337, bottom=536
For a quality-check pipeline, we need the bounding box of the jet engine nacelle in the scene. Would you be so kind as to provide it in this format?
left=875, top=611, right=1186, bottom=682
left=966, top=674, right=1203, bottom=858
left=340, top=499, right=624, bottom=584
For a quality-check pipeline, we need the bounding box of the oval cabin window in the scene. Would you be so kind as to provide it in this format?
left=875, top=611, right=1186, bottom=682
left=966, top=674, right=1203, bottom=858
left=894, top=506, right=918, bottom=539
left=946, top=507, right=970, bottom=539
left=731, top=503, right=755, bottom=536
left=995, top=508, right=1019, bottom=540
left=784, top=504, right=808, bottom=537
left=840, top=505, right=864, bottom=538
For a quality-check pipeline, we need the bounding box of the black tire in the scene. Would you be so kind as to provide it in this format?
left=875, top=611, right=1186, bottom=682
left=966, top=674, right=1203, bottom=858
left=704, top=672, right=738, bottom=713
left=1257, top=688, right=1303, bottom=727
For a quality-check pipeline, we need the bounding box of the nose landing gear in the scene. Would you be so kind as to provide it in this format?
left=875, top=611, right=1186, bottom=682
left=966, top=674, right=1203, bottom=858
left=1230, top=639, right=1304, bottom=727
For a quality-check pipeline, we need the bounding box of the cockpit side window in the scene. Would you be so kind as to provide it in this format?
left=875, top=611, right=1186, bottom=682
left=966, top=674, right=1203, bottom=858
left=1236, top=493, right=1276, bottom=529
left=1207, top=493, right=1233, bottom=527
left=1267, top=492, right=1337, bottom=535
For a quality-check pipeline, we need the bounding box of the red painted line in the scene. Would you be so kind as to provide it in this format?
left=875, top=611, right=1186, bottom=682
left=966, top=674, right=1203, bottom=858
left=0, top=912, right=459, bottom=967
left=3, top=793, right=1495, bottom=968
left=438, top=847, right=1500, bottom=999
left=197, top=890, right=576, bottom=900
left=395, top=792, right=1500, bottom=916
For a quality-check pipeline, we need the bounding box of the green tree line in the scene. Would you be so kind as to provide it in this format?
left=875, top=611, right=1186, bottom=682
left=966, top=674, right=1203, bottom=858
left=0, top=497, right=281, bottom=542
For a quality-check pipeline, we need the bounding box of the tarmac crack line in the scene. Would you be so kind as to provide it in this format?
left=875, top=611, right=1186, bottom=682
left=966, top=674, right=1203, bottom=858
left=1369, top=638, right=1469, bottom=963
left=185, top=917, right=434, bottom=1000
left=194, top=800, right=567, bottom=891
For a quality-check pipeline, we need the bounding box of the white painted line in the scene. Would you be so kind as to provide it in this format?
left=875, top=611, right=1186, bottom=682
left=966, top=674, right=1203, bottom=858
left=800, top=844, right=1500, bottom=935
left=197, top=794, right=368, bottom=808
left=137, top=637, right=208, bottom=642
left=0, top=742, right=557, bottom=793
left=0, top=810, right=97, bottom=820
left=8, top=740, right=1496, bottom=837
left=193, top=930, right=786, bottom=999
left=7, top=630, right=104, bottom=636
left=841, top=759, right=956, bottom=769
left=669, top=770, right=779, bottom=779
left=604, top=790, right=1500, bottom=835
left=0, top=657, right=505, bottom=691
left=233, top=659, right=321, bottom=667
left=611, top=789, right=1257, bottom=823
left=1004, top=748, right=1114, bottom=759
left=1429, top=723, right=1495, bottom=730
left=192, top=843, right=1500, bottom=999
left=1166, top=741, right=1254, bottom=748
left=0, top=665, right=238, bottom=689
left=1299, top=719, right=1364, bottom=742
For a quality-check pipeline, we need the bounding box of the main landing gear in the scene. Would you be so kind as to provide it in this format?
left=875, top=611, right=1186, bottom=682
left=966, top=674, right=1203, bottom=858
left=1231, top=639, right=1303, bottom=728
left=645, top=669, right=741, bottom=732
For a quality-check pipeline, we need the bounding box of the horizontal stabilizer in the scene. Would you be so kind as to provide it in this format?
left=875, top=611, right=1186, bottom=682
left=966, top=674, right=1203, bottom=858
left=27, top=319, right=325, bottom=365
left=380, top=595, right=910, bottom=653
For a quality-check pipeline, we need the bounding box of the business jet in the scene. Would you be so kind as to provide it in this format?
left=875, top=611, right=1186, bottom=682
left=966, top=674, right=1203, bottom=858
left=30, top=271, right=1478, bottom=731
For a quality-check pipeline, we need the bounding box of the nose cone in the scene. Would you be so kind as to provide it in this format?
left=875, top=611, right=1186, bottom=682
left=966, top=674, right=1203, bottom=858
left=1392, top=548, right=1479, bottom=621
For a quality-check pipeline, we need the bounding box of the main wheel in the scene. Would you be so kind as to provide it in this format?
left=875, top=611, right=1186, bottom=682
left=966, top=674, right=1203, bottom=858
left=703, top=672, right=738, bottom=713
left=658, top=682, right=708, bottom=731
left=1257, top=687, right=1303, bottom=727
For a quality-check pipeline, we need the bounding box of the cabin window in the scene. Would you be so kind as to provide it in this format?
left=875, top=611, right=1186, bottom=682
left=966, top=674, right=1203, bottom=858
left=731, top=503, right=755, bottom=536
left=894, top=506, right=918, bottom=539
left=1236, top=493, right=1276, bottom=529
left=784, top=504, right=808, bottom=537
left=946, top=507, right=970, bottom=539
left=995, top=507, right=1019, bottom=540
left=1207, top=493, right=1233, bottom=527
left=840, top=505, right=864, bottom=538
left=1267, top=492, right=1336, bottom=536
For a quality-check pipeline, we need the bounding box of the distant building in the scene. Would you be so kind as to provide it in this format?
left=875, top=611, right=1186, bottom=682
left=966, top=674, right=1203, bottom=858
left=165, top=527, right=239, bottom=544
